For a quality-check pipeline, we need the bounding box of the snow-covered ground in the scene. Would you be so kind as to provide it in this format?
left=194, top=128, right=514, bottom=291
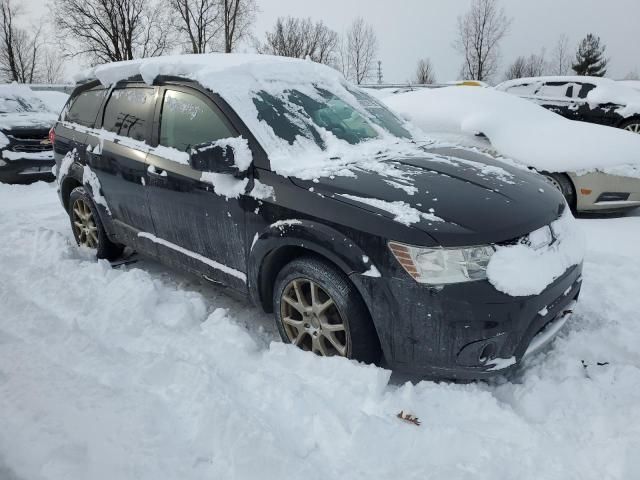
left=1, top=181, right=640, bottom=480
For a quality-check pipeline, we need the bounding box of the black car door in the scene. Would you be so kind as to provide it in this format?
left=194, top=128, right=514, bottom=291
left=87, top=85, right=157, bottom=252
left=535, top=81, right=582, bottom=120
left=144, top=86, right=249, bottom=290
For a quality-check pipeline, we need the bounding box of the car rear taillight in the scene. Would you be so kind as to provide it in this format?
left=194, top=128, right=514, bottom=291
left=48, top=128, right=55, bottom=146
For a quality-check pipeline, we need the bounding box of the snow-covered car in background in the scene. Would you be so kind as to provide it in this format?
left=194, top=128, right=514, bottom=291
left=52, top=54, right=583, bottom=380
left=383, top=86, right=640, bottom=213
left=496, top=76, right=640, bottom=134
left=0, top=85, right=58, bottom=184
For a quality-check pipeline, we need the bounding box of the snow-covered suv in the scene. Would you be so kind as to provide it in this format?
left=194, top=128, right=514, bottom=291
left=52, top=54, right=583, bottom=380
left=0, top=85, right=57, bottom=184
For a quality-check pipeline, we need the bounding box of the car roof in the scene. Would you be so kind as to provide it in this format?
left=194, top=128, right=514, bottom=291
left=496, top=75, right=616, bottom=91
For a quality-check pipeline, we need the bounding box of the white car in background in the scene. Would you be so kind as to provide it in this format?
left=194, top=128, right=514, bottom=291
left=379, top=85, right=640, bottom=213
left=495, top=76, right=640, bottom=134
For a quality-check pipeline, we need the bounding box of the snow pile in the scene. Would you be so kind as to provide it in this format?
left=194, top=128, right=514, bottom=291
left=487, top=207, right=585, bottom=296
left=1, top=183, right=640, bottom=479
left=384, top=86, right=640, bottom=179
left=77, top=54, right=426, bottom=180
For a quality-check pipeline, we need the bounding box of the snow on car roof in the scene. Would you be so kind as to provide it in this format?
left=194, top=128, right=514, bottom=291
left=496, top=75, right=640, bottom=115
left=383, top=86, right=640, bottom=179
left=496, top=75, right=619, bottom=89
left=76, top=54, right=428, bottom=180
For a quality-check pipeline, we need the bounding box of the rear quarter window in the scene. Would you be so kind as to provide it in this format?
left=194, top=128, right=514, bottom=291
left=504, top=82, right=540, bottom=96
left=102, top=87, right=155, bottom=142
left=65, top=89, right=107, bottom=127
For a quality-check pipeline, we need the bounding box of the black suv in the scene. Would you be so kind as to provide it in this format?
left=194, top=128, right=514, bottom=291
left=52, top=55, right=582, bottom=379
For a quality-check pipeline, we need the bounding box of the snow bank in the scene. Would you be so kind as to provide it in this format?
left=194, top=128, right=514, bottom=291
left=76, top=54, right=426, bottom=180
left=1, top=183, right=640, bottom=480
left=487, top=208, right=585, bottom=296
left=384, top=86, right=640, bottom=179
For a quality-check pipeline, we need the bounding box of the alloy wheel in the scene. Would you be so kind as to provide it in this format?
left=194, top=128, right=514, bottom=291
left=280, top=278, right=349, bottom=357
left=544, top=175, right=564, bottom=193
left=72, top=198, right=98, bottom=249
left=624, top=123, right=640, bottom=134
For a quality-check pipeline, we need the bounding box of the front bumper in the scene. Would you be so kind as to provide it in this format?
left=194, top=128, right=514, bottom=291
left=0, top=151, right=55, bottom=184
left=570, top=172, right=640, bottom=212
left=352, top=262, right=583, bottom=380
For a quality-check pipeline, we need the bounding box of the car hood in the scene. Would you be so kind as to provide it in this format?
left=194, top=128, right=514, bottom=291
left=0, top=112, right=57, bottom=133
left=291, top=146, right=566, bottom=246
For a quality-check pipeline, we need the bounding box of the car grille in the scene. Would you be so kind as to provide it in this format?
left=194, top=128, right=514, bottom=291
left=6, top=134, right=52, bottom=153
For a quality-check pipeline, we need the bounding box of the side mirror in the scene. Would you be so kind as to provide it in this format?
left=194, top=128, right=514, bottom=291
left=189, top=143, right=240, bottom=176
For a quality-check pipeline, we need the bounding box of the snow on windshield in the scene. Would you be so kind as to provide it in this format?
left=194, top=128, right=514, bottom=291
left=383, top=86, right=640, bottom=179
left=78, top=54, right=427, bottom=179
left=0, top=85, right=51, bottom=114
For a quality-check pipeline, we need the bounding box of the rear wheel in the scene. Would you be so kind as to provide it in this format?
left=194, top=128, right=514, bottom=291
left=273, top=256, right=381, bottom=364
left=69, top=186, right=123, bottom=260
left=621, top=119, right=640, bottom=134
left=541, top=172, right=576, bottom=210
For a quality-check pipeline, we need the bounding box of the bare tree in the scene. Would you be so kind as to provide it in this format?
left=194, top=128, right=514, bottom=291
left=503, top=51, right=546, bottom=80
left=41, top=48, right=65, bottom=83
left=504, top=56, right=527, bottom=80
left=221, top=0, right=257, bottom=53
left=0, top=0, right=42, bottom=83
left=454, top=0, right=511, bottom=81
left=54, top=0, right=172, bottom=64
left=414, top=58, right=436, bottom=84
left=341, top=17, right=378, bottom=85
left=551, top=34, right=570, bottom=76
left=624, top=70, right=640, bottom=81
left=169, top=0, right=221, bottom=53
left=256, top=17, right=338, bottom=65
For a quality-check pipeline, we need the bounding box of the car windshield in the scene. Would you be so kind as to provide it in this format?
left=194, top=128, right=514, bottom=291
left=252, top=85, right=412, bottom=150
left=0, top=95, right=50, bottom=114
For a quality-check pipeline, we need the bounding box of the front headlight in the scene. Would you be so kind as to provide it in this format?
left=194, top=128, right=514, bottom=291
left=389, top=241, right=495, bottom=285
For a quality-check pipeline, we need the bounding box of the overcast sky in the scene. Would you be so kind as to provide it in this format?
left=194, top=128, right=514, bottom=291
left=26, top=0, right=640, bottom=83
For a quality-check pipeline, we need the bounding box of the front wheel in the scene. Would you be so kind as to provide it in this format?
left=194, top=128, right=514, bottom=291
left=273, top=256, right=381, bottom=364
left=541, top=172, right=576, bottom=211
left=621, top=118, right=640, bottom=134
left=69, top=186, right=123, bottom=260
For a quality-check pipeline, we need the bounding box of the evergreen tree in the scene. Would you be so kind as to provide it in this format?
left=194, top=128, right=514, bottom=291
left=572, top=34, right=608, bottom=76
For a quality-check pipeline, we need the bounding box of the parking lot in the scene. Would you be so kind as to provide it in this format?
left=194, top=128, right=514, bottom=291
left=1, top=181, right=639, bottom=479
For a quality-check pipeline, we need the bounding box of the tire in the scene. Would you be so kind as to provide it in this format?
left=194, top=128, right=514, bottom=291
left=273, top=256, right=381, bottom=364
left=541, top=172, right=576, bottom=211
left=620, top=118, right=640, bottom=134
left=68, top=186, right=124, bottom=260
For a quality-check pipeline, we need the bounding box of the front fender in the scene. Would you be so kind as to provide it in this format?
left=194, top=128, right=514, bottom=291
left=247, top=219, right=377, bottom=309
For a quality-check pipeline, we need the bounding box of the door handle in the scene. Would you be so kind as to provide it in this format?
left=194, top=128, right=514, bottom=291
left=147, top=165, right=167, bottom=177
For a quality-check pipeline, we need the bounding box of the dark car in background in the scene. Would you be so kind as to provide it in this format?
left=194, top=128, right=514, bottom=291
left=0, top=85, right=57, bottom=184
left=496, top=76, right=640, bottom=133
left=52, top=54, right=583, bottom=380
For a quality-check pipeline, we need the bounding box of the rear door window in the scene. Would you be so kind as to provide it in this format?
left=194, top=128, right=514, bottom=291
left=159, top=90, right=235, bottom=152
left=102, top=87, right=155, bottom=142
left=537, top=82, right=572, bottom=99
left=505, top=82, right=540, bottom=96
left=66, top=89, right=107, bottom=127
